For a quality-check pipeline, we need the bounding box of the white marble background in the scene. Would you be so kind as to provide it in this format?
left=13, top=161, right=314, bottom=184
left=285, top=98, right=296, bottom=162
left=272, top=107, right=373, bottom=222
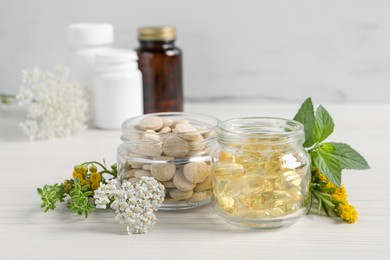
left=1, top=0, right=389, bottom=103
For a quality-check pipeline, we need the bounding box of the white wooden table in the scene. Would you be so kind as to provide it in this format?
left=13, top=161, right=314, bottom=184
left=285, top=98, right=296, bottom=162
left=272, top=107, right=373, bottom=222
left=1, top=102, right=389, bottom=260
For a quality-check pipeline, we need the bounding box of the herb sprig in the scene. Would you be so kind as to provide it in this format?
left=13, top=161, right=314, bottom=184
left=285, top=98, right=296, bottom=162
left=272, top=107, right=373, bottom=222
left=293, top=98, right=370, bottom=222
left=37, top=160, right=117, bottom=217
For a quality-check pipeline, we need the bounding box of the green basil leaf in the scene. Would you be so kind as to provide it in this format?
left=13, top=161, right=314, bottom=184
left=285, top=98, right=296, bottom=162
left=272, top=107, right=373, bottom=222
left=330, top=142, right=370, bottom=170
left=313, top=105, right=334, bottom=143
left=311, top=148, right=342, bottom=187
left=293, top=97, right=315, bottom=147
left=319, top=143, right=335, bottom=153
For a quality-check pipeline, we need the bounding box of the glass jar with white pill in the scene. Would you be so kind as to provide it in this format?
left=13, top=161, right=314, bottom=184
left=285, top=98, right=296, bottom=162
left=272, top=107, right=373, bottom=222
left=117, top=112, right=219, bottom=210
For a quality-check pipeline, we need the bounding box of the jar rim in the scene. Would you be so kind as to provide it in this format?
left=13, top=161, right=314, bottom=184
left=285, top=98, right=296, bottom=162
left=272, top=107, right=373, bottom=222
left=121, top=112, right=220, bottom=141
left=217, top=117, right=305, bottom=145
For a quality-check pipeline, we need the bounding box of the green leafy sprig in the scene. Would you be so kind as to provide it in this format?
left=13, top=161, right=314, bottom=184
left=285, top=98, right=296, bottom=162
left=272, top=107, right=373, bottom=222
left=37, top=160, right=117, bottom=218
left=37, top=183, right=65, bottom=212
left=294, top=98, right=370, bottom=187
left=293, top=98, right=370, bottom=218
left=67, top=179, right=95, bottom=217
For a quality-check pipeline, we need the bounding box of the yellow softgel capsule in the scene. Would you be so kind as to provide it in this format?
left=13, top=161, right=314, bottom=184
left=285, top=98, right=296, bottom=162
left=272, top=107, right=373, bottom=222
left=213, top=163, right=245, bottom=181
left=274, top=170, right=301, bottom=189
left=223, top=181, right=245, bottom=197
left=284, top=170, right=301, bottom=187
left=265, top=208, right=286, bottom=218
left=287, top=186, right=302, bottom=202
left=216, top=193, right=236, bottom=213
left=241, top=175, right=267, bottom=195
left=286, top=201, right=300, bottom=212
left=262, top=191, right=291, bottom=208
left=219, top=151, right=235, bottom=163
left=240, top=194, right=265, bottom=210
left=236, top=154, right=258, bottom=168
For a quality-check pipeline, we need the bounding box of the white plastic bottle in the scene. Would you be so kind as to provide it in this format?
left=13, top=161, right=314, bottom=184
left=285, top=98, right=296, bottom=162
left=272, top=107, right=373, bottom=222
left=67, top=23, right=114, bottom=90
left=93, top=49, right=143, bottom=129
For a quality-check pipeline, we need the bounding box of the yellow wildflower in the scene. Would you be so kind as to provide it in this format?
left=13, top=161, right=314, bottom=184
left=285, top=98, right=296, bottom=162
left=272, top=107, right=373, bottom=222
left=314, top=170, right=337, bottom=189
left=91, top=182, right=100, bottom=190
left=81, top=180, right=91, bottom=187
left=336, top=203, right=358, bottom=224
left=325, top=181, right=337, bottom=189
left=74, top=164, right=88, bottom=175
left=89, top=164, right=98, bottom=173
left=72, top=171, right=84, bottom=181
left=79, top=165, right=88, bottom=175
left=73, top=165, right=81, bottom=172
left=90, top=172, right=102, bottom=184
left=332, top=185, right=347, bottom=203
left=316, top=171, right=330, bottom=182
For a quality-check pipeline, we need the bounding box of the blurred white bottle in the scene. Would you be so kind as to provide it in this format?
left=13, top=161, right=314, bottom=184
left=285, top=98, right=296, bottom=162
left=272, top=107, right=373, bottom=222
left=93, top=49, right=143, bottom=129
left=67, top=23, right=114, bottom=90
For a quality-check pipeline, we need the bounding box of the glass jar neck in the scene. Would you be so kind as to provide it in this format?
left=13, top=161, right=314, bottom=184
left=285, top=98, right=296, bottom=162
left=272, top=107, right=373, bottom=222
left=138, top=40, right=176, bottom=51
left=217, top=117, right=305, bottom=150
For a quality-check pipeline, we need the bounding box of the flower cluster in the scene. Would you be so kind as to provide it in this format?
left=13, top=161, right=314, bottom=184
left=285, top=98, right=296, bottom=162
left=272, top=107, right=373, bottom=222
left=94, top=177, right=165, bottom=234
left=37, top=161, right=166, bottom=234
left=16, top=65, right=89, bottom=140
left=72, top=164, right=102, bottom=192
left=311, top=168, right=358, bottom=223
left=38, top=161, right=117, bottom=218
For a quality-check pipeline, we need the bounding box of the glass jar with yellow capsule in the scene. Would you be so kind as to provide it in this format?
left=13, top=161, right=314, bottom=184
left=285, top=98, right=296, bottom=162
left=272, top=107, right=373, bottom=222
left=211, top=117, right=311, bottom=229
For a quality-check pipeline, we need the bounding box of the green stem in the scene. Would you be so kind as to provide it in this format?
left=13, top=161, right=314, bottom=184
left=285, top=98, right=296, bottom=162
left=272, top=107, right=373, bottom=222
left=100, top=170, right=117, bottom=177
left=82, top=161, right=107, bottom=171
left=311, top=191, right=322, bottom=215
left=81, top=161, right=117, bottom=178
left=307, top=143, right=318, bottom=153
left=307, top=191, right=313, bottom=215
left=0, top=93, right=16, bottom=104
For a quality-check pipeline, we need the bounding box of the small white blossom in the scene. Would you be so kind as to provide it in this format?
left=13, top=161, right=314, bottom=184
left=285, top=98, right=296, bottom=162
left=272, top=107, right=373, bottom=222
left=94, top=190, right=111, bottom=209
left=55, top=65, right=70, bottom=79
left=115, top=190, right=127, bottom=199
left=22, top=68, right=40, bottom=84
left=26, top=103, right=43, bottom=118
left=16, top=66, right=89, bottom=140
left=19, top=120, right=38, bottom=140
left=115, top=213, right=127, bottom=225
left=16, top=87, right=34, bottom=105
left=93, top=177, right=165, bottom=234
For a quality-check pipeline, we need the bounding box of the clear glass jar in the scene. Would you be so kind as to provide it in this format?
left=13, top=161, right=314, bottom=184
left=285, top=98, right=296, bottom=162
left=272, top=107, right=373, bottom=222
left=117, top=112, right=219, bottom=210
left=211, top=117, right=311, bottom=229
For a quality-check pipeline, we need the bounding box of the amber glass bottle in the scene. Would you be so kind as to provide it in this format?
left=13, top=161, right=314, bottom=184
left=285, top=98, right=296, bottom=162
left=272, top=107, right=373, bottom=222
left=136, top=26, right=183, bottom=113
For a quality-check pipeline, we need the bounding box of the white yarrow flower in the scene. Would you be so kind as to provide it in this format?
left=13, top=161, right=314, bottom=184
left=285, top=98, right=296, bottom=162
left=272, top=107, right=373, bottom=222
left=22, top=68, right=40, bottom=84
left=93, top=177, right=165, bottom=235
left=19, top=120, right=39, bottom=140
left=16, top=87, right=34, bottom=105
left=16, top=66, right=89, bottom=140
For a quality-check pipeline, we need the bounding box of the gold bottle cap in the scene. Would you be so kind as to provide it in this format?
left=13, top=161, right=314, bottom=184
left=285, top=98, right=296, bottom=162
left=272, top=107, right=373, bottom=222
left=138, top=26, right=176, bottom=41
